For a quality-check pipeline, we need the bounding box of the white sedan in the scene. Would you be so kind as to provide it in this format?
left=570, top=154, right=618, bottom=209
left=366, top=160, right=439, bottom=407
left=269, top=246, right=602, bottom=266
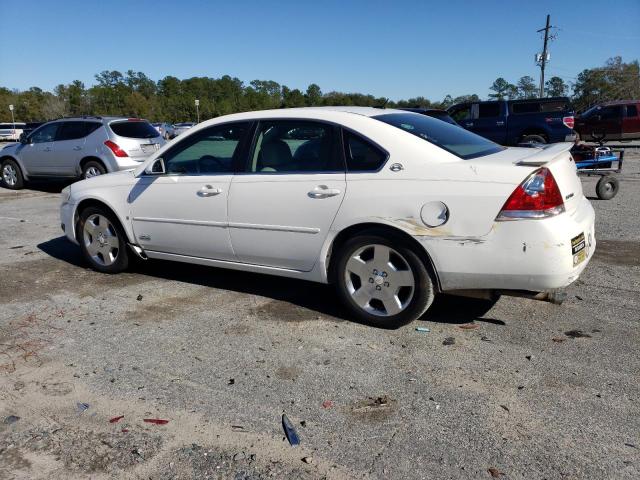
left=60, top=107, right=595, bottom=328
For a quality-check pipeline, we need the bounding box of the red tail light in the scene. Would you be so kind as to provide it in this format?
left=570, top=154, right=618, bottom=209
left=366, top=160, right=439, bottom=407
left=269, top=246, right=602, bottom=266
left=104, top=140, right=128, bottom=158
left=496, top=168, right=565, bottom=220
left=562, top=116, right=575, bottom=129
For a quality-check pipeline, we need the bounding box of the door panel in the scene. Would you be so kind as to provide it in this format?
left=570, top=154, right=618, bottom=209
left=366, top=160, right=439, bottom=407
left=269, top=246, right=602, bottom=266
left=228, top=119, right=345, bottom=271
left=470, top=102, right=506, bottom=144
left=53, top=122, right=90, bottom=175
left=622, top=104, right=640, bottom=139
left=20, top=123, right=59, bottom=174
left=129, top=175, right=234, bottom=259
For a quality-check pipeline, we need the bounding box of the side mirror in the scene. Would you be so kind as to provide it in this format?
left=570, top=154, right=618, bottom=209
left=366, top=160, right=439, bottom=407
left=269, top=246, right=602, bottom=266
left=19, top=133, right=29, bottom=144
left=145, top=157, right=165, bottom=175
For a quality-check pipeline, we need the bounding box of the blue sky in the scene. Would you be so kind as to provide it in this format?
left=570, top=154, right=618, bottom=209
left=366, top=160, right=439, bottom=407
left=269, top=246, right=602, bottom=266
left=0, top=0, right=638, bottom=101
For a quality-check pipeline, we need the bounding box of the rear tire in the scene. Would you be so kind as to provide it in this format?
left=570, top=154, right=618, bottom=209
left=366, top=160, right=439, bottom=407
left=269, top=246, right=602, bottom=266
left=333, top=233, right=434, bottom=328
left=77, top=206, right=129, bottom=273
left=596, top=175, right=619, bottom=200
left=521, top=134, right=547, bottom=145
left=82, top=160, right=106, bottom=179
left=1, top=158, right=24, bottom=189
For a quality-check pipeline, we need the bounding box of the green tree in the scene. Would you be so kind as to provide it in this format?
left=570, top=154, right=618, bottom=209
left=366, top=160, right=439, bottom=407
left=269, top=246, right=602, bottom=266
left=489, top=78, right=516, bottom=100
left=305, top=84, right=322, bottom=106
left=544, top=76, right=567, bottom=97
left=516, top=76, right=538, bottom=99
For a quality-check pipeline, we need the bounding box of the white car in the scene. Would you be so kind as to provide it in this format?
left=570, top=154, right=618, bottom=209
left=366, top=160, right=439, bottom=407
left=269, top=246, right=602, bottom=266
left=59, top=107, right=595, bottom=328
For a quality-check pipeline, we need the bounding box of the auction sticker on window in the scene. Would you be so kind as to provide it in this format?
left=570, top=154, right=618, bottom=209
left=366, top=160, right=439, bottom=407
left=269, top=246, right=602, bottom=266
left=571, top=232, right=587, bottom=266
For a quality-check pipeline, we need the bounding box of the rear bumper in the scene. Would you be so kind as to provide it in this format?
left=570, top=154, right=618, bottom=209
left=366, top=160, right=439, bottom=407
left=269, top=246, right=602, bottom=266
left=422, top=196, right=596, bottom=292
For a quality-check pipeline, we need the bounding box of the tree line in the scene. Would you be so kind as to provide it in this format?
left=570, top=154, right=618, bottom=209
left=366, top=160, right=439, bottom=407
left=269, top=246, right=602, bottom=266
left=0, top=57, right=637, bottom=123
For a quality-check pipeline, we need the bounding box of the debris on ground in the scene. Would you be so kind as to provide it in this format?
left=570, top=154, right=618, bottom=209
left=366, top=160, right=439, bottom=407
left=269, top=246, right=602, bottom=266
left=231, top=425, right=245, bottom=432
left=143, top=418, right=169, bottom=425
left=353, top=396, right=392, bottom=413
left=500, top=405, right=510, bottom=413
left=459, top=323, right=479, bottom=330
left=525, top=355, right=532, bottom=361
left=442, top=337, right=455, bottom=346
left=301, top=456, right=313, bottom=464
left=321, top=400, right=333, bottom=409
left=488, top=467, right=504, bottom=477
left=136, top=294, right=143, bottom=301
left=282, top=414, right=300, bottom=446
left=228, top=378, right=235, bottom=385
left=415, top=327, right=430, bottom=333
left=109, top=415, right=125, bottom=423
left=575, top=295, right=583, bottom=300
left=76, top=402, right=90, bottom=414
left=3, top=415, right=20, bottom=424
left=552, top=337, right=566, bottom=343
left=565, top=330, right=592, bottom=339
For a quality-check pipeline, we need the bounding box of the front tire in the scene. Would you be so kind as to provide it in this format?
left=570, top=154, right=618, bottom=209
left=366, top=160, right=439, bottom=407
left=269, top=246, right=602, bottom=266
left=1, top=158, right=24, bottom=189
left=334, top=234, right=434, bottom=328
left=77, top=206, right=129, bottom=273
left=82, top=160, right=106, bottom=179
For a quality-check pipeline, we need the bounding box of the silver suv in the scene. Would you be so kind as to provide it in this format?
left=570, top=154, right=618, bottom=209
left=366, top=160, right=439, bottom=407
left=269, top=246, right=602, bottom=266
left=0, top=116, right=165, bottom=189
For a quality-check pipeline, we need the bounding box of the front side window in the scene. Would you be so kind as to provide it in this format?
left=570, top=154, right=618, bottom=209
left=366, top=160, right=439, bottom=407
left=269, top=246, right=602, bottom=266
left=163, top=122, right=249, bottom=175
left=248, top=120, right=341, bottom=173
left=374, top=112, right=504, bottom=160
left=343, top=131, right=387, bottom=172
left=478, top=103, right=501, bottom=118
left=599, top=106, right=622, bottom=120
left=625, top=105, right=638, bottom=117
left=449, top=104, right=472, bottom=122
left=30, top=123, right=59, bottom=143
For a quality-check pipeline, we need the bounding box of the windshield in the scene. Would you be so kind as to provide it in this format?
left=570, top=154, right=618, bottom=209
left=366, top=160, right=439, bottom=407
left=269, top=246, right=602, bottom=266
left=373, top=113, right=504, bottom=159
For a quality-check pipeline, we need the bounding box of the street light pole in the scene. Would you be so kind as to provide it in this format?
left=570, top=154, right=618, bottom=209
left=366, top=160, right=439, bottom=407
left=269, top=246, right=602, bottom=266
left=9, top=104, right=15, bottom=139
left=195, top=99, right=200, bottom=123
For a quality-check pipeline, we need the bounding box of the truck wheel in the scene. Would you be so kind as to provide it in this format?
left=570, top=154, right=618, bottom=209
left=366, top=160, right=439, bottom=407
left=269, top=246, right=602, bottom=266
left=521, top=134, right=547, bottom=145
left=596, top=175, right=619, bottom=200
left=1, top=158, right=24, bottom=190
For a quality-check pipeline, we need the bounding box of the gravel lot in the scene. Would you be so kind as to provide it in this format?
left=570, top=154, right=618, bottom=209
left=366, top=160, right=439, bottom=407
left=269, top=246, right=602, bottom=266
left=1, top=152, right=639, bottom=479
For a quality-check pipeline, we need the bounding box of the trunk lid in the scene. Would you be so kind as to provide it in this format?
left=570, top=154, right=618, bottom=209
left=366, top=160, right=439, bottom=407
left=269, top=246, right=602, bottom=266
left=108, top=120, right=164, bottom=159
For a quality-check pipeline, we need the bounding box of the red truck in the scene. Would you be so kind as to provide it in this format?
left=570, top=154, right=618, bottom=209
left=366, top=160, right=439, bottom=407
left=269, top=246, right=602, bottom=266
left=574, top=100, right=640, bottom=141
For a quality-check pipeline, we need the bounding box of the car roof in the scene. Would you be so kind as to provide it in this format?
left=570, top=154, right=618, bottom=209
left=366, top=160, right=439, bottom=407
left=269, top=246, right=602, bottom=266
left=600, top=100, right=639, bottom=106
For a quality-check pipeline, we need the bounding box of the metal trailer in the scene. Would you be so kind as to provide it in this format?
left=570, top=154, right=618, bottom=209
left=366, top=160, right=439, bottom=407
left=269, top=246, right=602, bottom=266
left=572, top=145, right=624, bottom=200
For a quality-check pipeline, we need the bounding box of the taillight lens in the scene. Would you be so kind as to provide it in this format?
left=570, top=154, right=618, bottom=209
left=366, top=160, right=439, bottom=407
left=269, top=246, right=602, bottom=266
left=104, top=140, right=128, bottom=157
left=563, top=116, right=575, bottom=129
left=496, top=167, right=565, bottom=220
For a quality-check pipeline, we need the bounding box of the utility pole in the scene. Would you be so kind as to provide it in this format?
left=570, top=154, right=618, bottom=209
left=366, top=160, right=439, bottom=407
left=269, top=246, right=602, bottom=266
left=195, top=99, right=200, bottom=123
left=537, top=14, right=552, bottom=98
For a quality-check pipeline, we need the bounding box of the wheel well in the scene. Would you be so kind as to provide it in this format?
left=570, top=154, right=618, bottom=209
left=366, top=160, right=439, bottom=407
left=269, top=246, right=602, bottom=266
left=80, top=157, right=106, bottom=171
left=75, top=199, right=131, bottom=243
left=327, top=222, right=441, bottom=291
left=519, top=129, right=548, bottom=141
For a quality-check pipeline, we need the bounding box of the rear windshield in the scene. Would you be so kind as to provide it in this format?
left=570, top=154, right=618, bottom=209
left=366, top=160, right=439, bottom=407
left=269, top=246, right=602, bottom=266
left=110, top=121, right=159, bottom=139
left=373, top=113, right=504, bottom=160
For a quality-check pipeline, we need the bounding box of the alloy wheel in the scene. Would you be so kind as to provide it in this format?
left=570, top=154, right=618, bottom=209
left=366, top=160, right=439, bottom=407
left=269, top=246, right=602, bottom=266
left=84, top=166, right=102, bottom=178
left=83, top=214, right=120, bottom=266
left=344, top=244, right=415, bottom=317
left=2, top=164, right=18, bottom=186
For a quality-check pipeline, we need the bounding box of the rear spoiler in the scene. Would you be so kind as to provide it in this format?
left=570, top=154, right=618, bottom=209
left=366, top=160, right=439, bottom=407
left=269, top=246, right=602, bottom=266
left=515, top=142, right=573, bottom=166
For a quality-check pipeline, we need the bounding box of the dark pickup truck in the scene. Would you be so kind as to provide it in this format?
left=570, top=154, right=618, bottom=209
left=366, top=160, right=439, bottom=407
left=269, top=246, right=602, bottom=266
left=574, top=100, right=640, bottom=141
left=447, top=97, right=576, bottom=145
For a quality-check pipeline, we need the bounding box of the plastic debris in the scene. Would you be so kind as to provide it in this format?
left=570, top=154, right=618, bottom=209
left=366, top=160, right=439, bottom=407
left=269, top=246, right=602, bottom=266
left=231, top=425, right=246, bottom=432
left=3, top=415, right=20, bottom=424
left=500, top=405, right=510, bottom=413
left=109, top=415, right=125, bottom=423
left=76, top=402, right=90, bottom=413
left=321, top=400, right=333, bottom=409
left=459, top=323, right=479, bottom=330
left=415, top=327, right=430, bottom=333
left=228, top=378, right=235, bottom=385
left=301, top=456, right=313, bottom=464
left=143, top=418, right=169, bottom=425
left=282, top=414, right=300, bottom=446
left=525, top=355, right=532, bottom=361
left=136, top=294, right=143, bottom=301
left=442, top=337, right=455, bottom=346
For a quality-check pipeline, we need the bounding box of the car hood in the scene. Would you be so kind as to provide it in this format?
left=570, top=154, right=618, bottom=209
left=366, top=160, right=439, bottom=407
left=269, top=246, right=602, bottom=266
left=72, top=169, right=136, bottom=193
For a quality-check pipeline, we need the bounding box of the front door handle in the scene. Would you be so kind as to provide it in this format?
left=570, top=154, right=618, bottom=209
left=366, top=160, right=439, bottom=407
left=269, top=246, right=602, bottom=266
left=73, top=146, right=82, bottom=151
left=465, top=122, right=474, bottom=127
left=496, top=121, right=505, bottom=126
left=43, top=147, right=52, bottom=152
left=308, top=185, right=341, bottom=199
left=198, top=185, right=222, bottom=197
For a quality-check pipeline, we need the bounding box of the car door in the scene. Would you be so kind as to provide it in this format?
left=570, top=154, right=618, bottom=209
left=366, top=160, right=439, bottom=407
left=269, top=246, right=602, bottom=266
left=52, top=121, right=90, bottom=175
left=468, top=102, right=506, bottom=144
left=19, top=123, right=59, bottom=175
left=622, top=104, right=640, bottom=139
left=129, top=122, right=250, bottom=260
left=227, top=119, right=346, bottom=271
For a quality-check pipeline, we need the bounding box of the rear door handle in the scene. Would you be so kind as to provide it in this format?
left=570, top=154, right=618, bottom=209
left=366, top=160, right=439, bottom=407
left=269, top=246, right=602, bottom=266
left=308, top=185, right=341, bottom=199
left=198, top=185, right=222, bottom=197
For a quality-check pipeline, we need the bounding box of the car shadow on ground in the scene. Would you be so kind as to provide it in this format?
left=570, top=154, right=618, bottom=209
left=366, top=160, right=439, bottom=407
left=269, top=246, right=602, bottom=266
left=2, top=179, right=76, bottom=194
left=38, top=235, right=501, bottom=327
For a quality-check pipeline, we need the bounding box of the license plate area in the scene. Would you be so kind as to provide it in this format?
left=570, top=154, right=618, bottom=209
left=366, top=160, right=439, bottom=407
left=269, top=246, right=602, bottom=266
left=571, top=232, right=587, bottom=266
left=141, top=144, right=159, bottom=154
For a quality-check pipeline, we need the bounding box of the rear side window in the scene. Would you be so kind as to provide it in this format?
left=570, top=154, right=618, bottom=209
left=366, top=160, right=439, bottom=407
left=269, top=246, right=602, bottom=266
left=478, top=103, right=501, bottom=118
left=248, top=120, right=341, bottom=173
left=449, top=104, right=472, bottom=122
left=374, top=112, right=504, bottom=160
left=110, top=120, right=159, bottom=139
left=343, top=131, right=387, bottom=172
left=511, top=102, right=539, bottom=114
left=600, top=106, right=622, bottom=120
left=512, top=100, right=570, bottom=114
left=626, top=105, right=638, bottom=117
